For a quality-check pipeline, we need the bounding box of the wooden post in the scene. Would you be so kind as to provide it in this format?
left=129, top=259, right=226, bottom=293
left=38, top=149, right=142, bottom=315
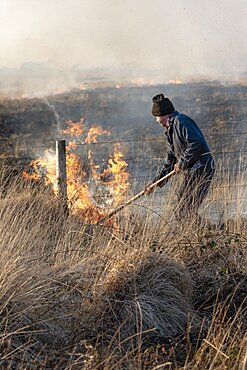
left=56, top=140, right=68, bottom=209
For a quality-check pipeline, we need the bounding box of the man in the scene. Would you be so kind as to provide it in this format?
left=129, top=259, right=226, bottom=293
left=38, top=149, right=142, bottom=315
left=145, top=93, right=215, bottom=220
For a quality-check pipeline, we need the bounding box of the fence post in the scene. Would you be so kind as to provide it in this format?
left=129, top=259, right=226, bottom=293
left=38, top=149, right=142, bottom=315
left=56, top=140, right=68, bottom=211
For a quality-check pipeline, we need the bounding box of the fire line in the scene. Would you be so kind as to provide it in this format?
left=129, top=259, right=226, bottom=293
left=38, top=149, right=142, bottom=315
left=23, top=118, right=129, bottom=224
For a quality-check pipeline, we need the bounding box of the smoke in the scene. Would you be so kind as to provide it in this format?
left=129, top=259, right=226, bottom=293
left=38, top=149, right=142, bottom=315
left=0, top=0, right=247, bottom=96
left=43, top=97, right=62, bottom=132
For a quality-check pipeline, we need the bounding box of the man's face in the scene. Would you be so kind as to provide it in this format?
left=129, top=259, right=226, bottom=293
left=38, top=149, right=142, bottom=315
left=155, top=114, right=170, bottom=128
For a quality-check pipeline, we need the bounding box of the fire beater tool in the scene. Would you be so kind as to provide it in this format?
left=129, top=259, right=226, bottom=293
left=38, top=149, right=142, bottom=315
left=98, top=170, right=176, bottom=224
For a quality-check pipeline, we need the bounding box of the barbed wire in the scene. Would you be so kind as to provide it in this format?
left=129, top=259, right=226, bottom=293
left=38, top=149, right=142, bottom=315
left=1, top=130, right=247, bottom=147
left=1, top=130, right=247, bottom=141
left=1, top=134, right=247, bottom=199
left=2, top=148, right=247, bottom=160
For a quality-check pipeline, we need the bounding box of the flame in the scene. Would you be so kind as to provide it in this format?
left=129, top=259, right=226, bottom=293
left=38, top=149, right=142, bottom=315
left=23, top=119, right=129, bottom=224
left=54, top=87, right=67, bottom=95
left=62, top=119, right=84, bottom=136
left=23, top=151, right=57, bottom=188
left=79, top=83, right=87, bottom=90
left=130, top=78, right=155, bottom=87
left=169, top=79, right=183, bottom=85
left=85, top=126, right=110, bottom=181
left=13, top=94, right=29, bottom=100
left=100, top=144, right=129, bottom=203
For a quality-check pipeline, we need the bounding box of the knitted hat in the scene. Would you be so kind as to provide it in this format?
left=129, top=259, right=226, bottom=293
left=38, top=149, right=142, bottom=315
left=152, top=94, right=175, bottom=116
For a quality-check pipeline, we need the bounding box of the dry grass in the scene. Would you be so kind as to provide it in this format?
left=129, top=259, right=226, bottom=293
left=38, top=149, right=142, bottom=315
left=0, top=164, right=246, bottom=369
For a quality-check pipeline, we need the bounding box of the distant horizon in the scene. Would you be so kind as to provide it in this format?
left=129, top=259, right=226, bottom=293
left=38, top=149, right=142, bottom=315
left=1, top=0, right=247, bottom=83
left=1, top=61, right=247, bottom=78
left=0, top=61, right=246, bottom=99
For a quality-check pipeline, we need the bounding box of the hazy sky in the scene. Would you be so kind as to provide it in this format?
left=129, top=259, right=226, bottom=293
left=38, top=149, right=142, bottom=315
left=1, top=0, right=247, bottom=79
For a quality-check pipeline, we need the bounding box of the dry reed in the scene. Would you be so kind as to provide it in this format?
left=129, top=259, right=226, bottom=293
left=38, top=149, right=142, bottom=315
left=0, top=163, right=246, bottom=369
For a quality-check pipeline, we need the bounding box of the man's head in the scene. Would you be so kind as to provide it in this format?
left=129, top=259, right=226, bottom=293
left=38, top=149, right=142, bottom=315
left=155, top=115, right=171, bottom=128
left=151, top=93, right=175, bottom=128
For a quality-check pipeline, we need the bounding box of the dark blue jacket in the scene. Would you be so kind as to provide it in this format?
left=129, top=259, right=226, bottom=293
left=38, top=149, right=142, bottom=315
left=154, top=111, right=212, bottom=181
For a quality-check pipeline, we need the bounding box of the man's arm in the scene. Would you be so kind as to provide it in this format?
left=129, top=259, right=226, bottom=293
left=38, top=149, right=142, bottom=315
left=145, top=148, right=176, bottom=194
left=154, top=149, right=177, bottom=185
left=176, top=118, right=204, bottom=169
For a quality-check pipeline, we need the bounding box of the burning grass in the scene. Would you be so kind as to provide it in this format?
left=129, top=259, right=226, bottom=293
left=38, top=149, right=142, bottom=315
left=0, top=164, right=246, bottom=369
left=22, top=118, right=129, bottom=224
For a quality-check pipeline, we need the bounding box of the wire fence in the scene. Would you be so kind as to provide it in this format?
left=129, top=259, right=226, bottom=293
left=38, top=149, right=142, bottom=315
left=2, top=140, right=247, bottom=155
left=1, top=134, right=247, bottom=170
left=0, top=132, right=247, bottom=186
left=1, top=134, right=247, bottom=219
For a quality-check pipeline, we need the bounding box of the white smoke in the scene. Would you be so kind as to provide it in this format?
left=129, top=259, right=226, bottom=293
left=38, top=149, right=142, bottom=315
left=0, top=0, right=246, bottom=96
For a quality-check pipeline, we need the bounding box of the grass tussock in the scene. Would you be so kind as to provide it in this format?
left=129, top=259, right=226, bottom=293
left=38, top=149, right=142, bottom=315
left=0, top=165, right=246, bottom=369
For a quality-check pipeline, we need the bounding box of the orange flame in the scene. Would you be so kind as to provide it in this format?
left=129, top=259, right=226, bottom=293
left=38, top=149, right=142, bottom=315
left=168, top=79, right=183, bottom=85
left=23, top=119, right=129, bottom=224
left=62, top=119, right=84, bottom=136
left=101, top=144, right=129, bottom=203
left=23, top=151, right=57, bottom=189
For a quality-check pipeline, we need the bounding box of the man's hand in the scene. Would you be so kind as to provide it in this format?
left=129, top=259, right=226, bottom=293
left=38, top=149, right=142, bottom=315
left=144, top=183, right=154, bottom=195
left=174, top=163, right=182, bottom=173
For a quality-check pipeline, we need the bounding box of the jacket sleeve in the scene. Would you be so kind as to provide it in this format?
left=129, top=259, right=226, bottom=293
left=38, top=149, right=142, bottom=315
left=176, top=119, right=203, bottom=169
left=153, top=146, right=177, bottom=186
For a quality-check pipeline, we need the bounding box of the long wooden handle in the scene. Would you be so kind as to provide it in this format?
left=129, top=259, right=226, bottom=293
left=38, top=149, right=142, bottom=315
left=98, top=170, right=176, bottom=224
